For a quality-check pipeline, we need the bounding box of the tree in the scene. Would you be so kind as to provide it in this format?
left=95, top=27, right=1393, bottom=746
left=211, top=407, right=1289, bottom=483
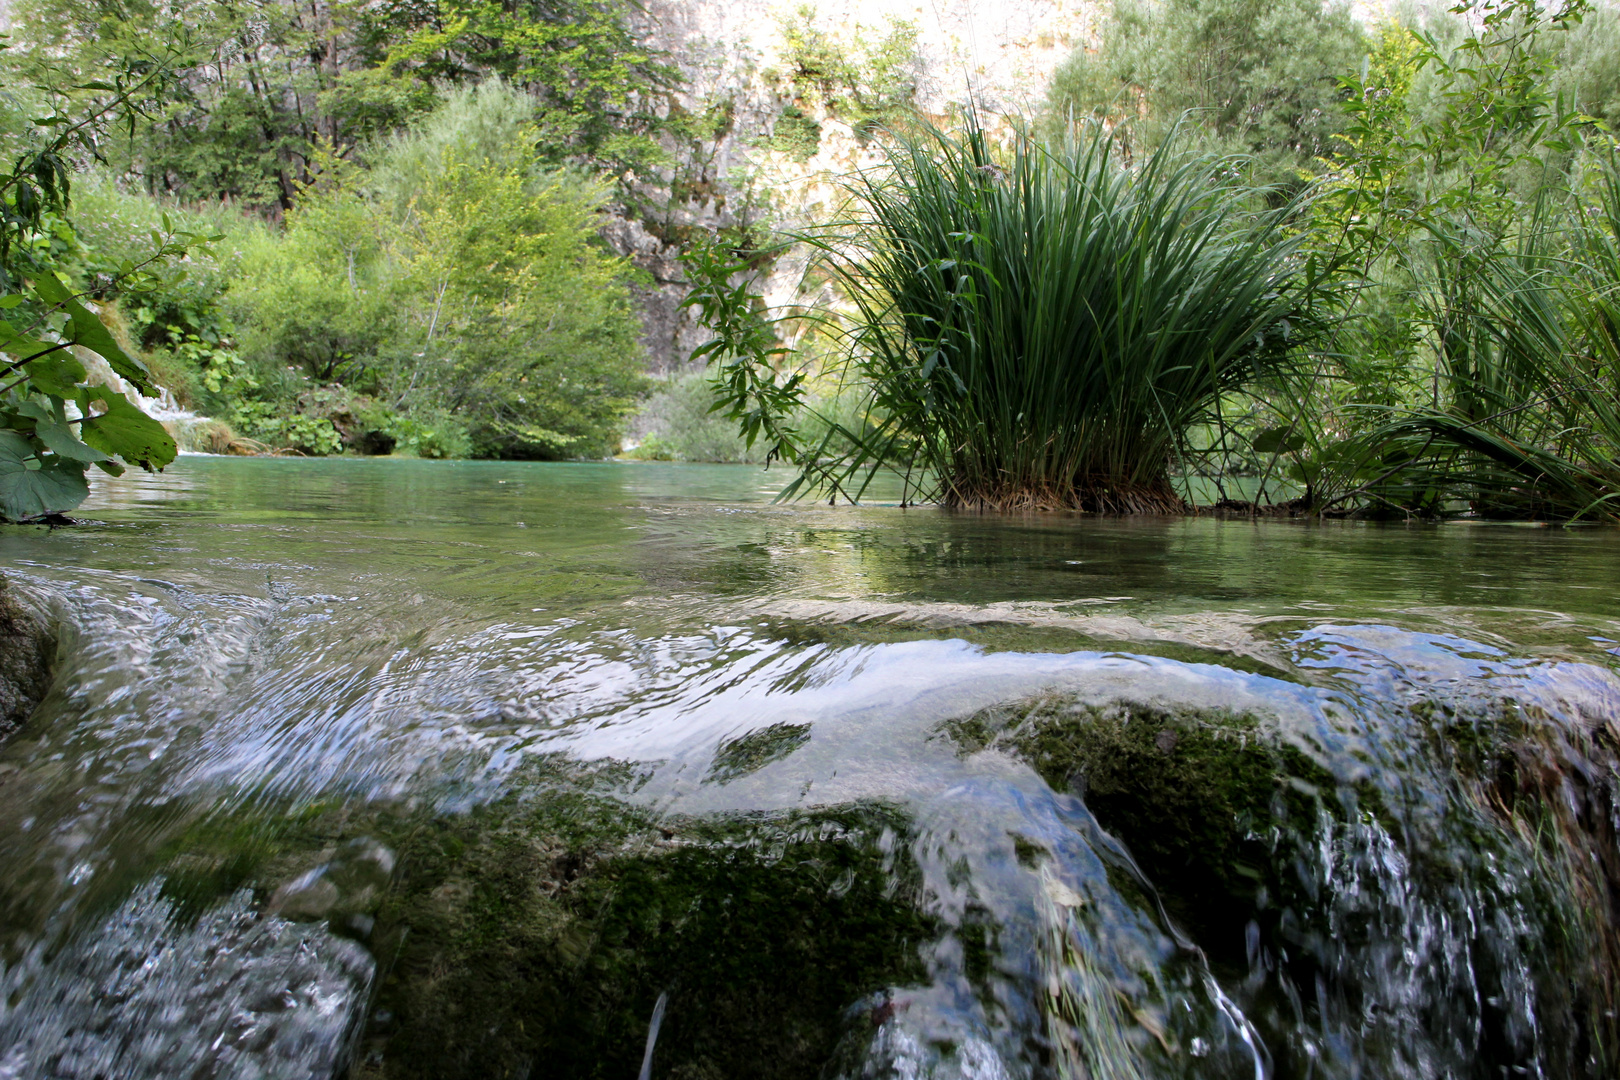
left=1045, top=0, right=1365, bottom=184
left=225, top=83, right=647, bottom=459
left=8, top=0, right=676, bottom=213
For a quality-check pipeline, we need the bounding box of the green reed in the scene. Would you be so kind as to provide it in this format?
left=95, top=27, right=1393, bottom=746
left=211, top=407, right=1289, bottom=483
left=1341, top=167, right=1620, bottom=521
left=809, top=118, right=1319, bottom=511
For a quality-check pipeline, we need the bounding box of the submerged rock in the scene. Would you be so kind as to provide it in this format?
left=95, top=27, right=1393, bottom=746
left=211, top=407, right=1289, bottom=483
left=270, top=837, right=396, bottom=930
left=349, top=794, right=934, bottom=1080
left=0, top=574, right=53, bottom=738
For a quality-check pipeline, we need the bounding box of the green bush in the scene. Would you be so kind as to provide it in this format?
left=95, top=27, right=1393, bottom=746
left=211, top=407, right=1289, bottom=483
left=228, top=402, right=345, bottom=457
left=69, top=175, right=249, bottom=405
left=221, top=82, right=649, bottom=460
left=771, top=106, right=823, bottom=162
left=630, top=372, right=767, bottom=462
left=819, top=119, right=1321, bottom=510
left=1044, top=0, right=1364, bottom=184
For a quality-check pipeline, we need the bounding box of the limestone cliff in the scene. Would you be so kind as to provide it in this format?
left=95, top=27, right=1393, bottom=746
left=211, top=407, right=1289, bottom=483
left=619, top=0, right=1100, bottom=371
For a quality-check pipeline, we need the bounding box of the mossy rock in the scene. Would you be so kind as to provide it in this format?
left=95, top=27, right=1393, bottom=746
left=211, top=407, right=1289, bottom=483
left=946, top=696, right=1342, bottom=973
left=706, top=722, right=811, bottom=784
left=149, top=781, right=934, bottom=1080
left=355, top=794, right=933, bottom=1080
left=0, top=574, right=54, bottom=737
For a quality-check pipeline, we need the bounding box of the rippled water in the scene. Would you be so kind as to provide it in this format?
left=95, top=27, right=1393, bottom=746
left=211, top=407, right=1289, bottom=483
left=2, top=459, right=1619, bottom=1079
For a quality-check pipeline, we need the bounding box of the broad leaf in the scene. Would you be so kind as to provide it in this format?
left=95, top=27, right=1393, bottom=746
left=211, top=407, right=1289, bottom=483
left=1253, top=426, right=1307, bottom=455
left=23, top=353, right=88, bottom=397
left=78, top=391, right=176, bottom=470
left=35, top=418, right=109, bottom=462
left=0, top=429, right=89, bottom=519
left=0, top=321, right=75, bottom=370
left=30, top=275, right=155, bottom=393
left=14, top=400, right=53, bottom=423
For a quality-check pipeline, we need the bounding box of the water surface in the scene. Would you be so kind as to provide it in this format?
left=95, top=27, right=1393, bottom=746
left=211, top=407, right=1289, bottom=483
left=1, top=459, right=1617, bottom=1080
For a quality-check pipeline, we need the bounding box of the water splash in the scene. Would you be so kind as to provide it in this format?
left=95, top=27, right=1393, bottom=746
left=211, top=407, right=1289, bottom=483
left=0, top=880, right=372, bottom=1080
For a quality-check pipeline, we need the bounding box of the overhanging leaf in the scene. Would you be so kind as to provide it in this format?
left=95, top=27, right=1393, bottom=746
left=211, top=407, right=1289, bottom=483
left=1253, top=426, right=1308, bottom=455
left=35, top=418, right=109, bottom=462
left=78, top=391, right=176, bottom=470
left=0, top=430, right=89, bottom=519
left=22, top=353, right=88, bottom=397
left=30, top=275, right=154, bottom=393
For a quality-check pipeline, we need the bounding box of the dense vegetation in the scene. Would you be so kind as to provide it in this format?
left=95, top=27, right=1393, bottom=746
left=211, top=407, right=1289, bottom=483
left=7, top=0, right=1620, bottom=520
left=0, top=0, right=665, bottom=519
left=690, top=0, right=1620, bottom=519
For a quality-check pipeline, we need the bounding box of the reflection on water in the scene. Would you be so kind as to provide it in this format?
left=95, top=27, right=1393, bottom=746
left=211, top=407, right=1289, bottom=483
left=0, top=459, right=1617, bottom=1079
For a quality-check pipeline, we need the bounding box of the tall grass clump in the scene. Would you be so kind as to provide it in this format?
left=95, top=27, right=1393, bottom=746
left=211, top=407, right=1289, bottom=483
left=819, top=119, right=1320, bottom=511
left=1341, top=173, right=1620, bottom=520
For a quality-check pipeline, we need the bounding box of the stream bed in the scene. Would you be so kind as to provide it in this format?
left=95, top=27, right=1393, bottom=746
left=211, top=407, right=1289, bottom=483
left=1, top=458, right=1619, bottom=1079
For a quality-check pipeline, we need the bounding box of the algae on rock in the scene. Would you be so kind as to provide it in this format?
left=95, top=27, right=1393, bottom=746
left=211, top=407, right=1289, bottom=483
left=946, top=690, right=1620, bottom=1079
left=350, top=792, right=934, bottom=1080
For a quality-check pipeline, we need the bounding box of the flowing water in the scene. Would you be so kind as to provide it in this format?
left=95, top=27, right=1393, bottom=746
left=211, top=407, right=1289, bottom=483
left=1, top=458, right=1619, bottom=1080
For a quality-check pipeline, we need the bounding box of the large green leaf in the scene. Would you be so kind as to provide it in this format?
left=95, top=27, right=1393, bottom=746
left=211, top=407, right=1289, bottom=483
left=23, top=353, right=88, bottom=397
left=1252, top=426, right=1308, bottom=455
left=29, top=275, right=154, bottom=393
left=0, top=429, right=89, bottom=519
left=35, top=417, right=109, bottom=462
left=78, top=390, right=176, bottom=470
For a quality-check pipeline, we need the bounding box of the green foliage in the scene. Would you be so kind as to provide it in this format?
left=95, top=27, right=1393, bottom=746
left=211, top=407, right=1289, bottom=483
left=9, top=0, right=676, bottom=213
left=1045, top=0, right=1365, bottom=182
left=228, top=401, right=343, bottom=457
left=770, top=5, right=920, bottom=145
left=1285, top=0, right=1620, bottom=519
left=771, top=105, right=823, bottom=162
left=627, top=371, right=770, bottom=463
left=69, top=176, right=245, bottom=400
left=689, top=118, right=1325, bottom=510
left=0, top=46, right=204, bottom=520
left=678, top=234, right=805, bottom=468
left=1552, top=1, right=1620, bottom=129
left=221, top=82, right=647, bottom=459
left=1326, top=0, right=1594, bottom=261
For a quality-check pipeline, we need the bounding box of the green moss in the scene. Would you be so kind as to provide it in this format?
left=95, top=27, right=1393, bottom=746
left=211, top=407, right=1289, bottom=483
left=947, top=696, right=1341, bottom=969
left=707, top=722, right=812, bottom=783
left=357, top=795, right=933, bottom=1080
left=145, top=776, right=934, bottom=1080
left=751, top=617, right=1300, bottom=681
left=0, top=574, right=53, bottom=735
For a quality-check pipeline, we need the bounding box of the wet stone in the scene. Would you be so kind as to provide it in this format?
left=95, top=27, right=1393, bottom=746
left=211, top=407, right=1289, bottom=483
left=270, top=837, right=396, bottom=924
left=0, top=575, right=52, bottom=739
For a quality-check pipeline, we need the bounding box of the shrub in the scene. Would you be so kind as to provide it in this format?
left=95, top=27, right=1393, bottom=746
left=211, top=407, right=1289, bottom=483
left=631, top=372, right=768, bottom=462
left=1044, top=0, right=1364, bottom=183
left=812, top=119, right=1321, bottom=511
left=220, top=83, right=649, bottom=460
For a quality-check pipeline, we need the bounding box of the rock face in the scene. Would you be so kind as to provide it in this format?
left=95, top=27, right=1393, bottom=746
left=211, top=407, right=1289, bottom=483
left=0, top=573, right=53, bottom=736
left=621, top=0, right=1100, bottom=371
